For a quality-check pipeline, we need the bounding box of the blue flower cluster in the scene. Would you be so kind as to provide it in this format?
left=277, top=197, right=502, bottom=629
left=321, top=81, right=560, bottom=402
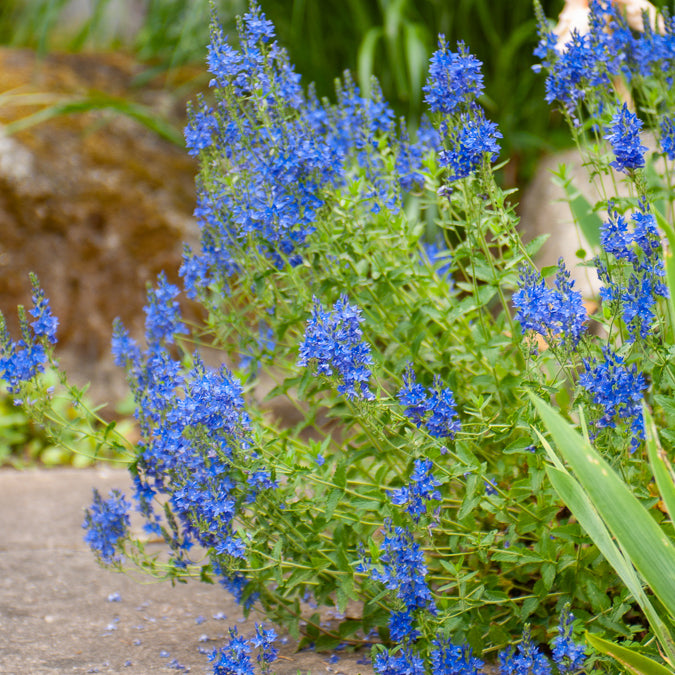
left=430, top=639, right=484, bottom=675
left=597, top=203, right=667, bottom=341
left=659, top=115, right=675, bottom=159
left=111, top=274, right=275, bottom=604
left=82, top=489, right=131, bottom=564
left=551, top=607, right=586, bottom=674
left=209, top=624, right=278, bottom=675
left=373, top=644, right=425, bottom=675
left=498, top=627, right=551, bottom=675
left=533, top=27, right=599, bottom=123
left=368, top=521, right=436, bottom=613
left=423, top=38, right=501, bottom=183
left=398, top=365, right=460, bottom=439
left=579, top=347, right=647, bottom=451
left=298, top=295, right=375, bottom=400
left=535, top=1, right=675, bottom=121
left=181, top=3, right=429, bottom=298
left=29, top=276, right=59, bottom=345
left=423, top=38, right=485, bottom=115
left=513, top=260, right=588, bottom=349
left=439, top=109, right=502, bottom=181
left=388, top=610, right=420, bottom=643
left=360, top=520, right=435, bottom=665
left=391, top=458, right=441, bottom=523
left=365, top=522, right=486, bottom=675
left=0, top=276, right=58, bottom=394
left=143, top=271, right=188, bottom=345
left=0, top=335, right=46, bottom=396
left=605, top=103, right=647, bottom=173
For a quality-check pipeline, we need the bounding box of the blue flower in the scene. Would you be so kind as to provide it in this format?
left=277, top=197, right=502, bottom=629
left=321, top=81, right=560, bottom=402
left=513, top=260, right=587, bottom=349
left=213, top=563, right=258, bottom=609
left=373, top=644, right=426, bottom=675
left=498, top=627, right=551, bottom=675
left=430, top=638, right=484, bottom=674
left=111, top=319, right=141, bottom=372
left=579, top=347, right=647, bottom=451
left=298, top=295, right=375, bottom=400
left=184, top=97, right=220, bottom=157
left=0, top=339, right=46, bottom=393
left=367, top=521, right=436, bottom=612
left=29, top=277, right=58, bottom=344
left=600, top=206, right=637, bottom=263
left=209, top=626, right=254, bottom=675
left=388, top=609, right=420, bottom=643
left=660, top=115, right=675, bottom=159
left=0, top=277, right=60, bottom=393
left=533, top=2, right=644, bottom=121
left=252, top=624, right=278, bottom=671
left=82, top=489, right=131, bottom=564
left=551, top=607, right=586, bottom=674
left=398, top=365, right=460, bottom=439
left=426, top=377, right=462, bottom=438
left=398, top=365, right=429, bottom=426
left=605, top=103, right=647, bottom=173
left=439, top=107, right=502, bottom=181
left=537, top=30, right=601, bottom=122
left=143, top=272, right=187, bottom=346
left=391, top=458, right=442, bottom=523
left=598, top=203, right=667, bottom=340
left=423, top=38, right=485, bottom=115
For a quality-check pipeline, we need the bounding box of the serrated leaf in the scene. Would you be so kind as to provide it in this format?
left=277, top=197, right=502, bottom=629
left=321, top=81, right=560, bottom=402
left=541, top=562, right=556, bottom=590
left=325, top=488, right=343, bottom=521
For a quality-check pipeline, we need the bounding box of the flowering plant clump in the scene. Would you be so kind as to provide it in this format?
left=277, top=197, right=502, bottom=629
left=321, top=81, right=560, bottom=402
left=4, top=0, right=675, bottom=672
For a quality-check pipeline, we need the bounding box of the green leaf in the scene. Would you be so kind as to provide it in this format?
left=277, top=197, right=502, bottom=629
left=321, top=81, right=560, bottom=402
left=645, top=409, right=675, bottom=528
left=530, top=395, right=675, bottom=619
left=3, top=95, right=183, bottom=146
left=553, top=169, right=603, bottom=250
left=357, top=27, right=383, bottom=97
left=586, top=633, right=674, bottom=675
left=654, top=210, right=675, bottom=334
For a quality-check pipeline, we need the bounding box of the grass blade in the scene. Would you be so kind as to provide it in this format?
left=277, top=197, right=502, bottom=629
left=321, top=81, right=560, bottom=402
left=3, top=96, right=183, bottom=147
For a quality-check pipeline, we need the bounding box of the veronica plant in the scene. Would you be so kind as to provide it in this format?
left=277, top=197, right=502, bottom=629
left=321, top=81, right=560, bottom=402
left=4, top=1, right=675, bottom=673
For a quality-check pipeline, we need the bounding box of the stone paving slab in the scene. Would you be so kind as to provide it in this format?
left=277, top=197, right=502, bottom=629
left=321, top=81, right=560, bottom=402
left=0, top=468, right=375, bottom=675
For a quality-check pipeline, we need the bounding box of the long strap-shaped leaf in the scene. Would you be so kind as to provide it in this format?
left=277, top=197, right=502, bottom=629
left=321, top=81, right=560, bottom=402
left=530, top=395, right=675, bottom=619
left=537, top=431, right=673, bottom=658
left=586, top=633, right=674, bottom=675
left=645, top=410, right=675, bottom=528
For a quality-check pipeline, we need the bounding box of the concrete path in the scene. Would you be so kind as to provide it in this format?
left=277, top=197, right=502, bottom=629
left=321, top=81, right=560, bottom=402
left=0, top=468, right=376, bottom=674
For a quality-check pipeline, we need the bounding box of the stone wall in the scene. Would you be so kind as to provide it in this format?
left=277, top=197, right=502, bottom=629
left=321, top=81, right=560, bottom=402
left=0, top=48, right=199, bottom=404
